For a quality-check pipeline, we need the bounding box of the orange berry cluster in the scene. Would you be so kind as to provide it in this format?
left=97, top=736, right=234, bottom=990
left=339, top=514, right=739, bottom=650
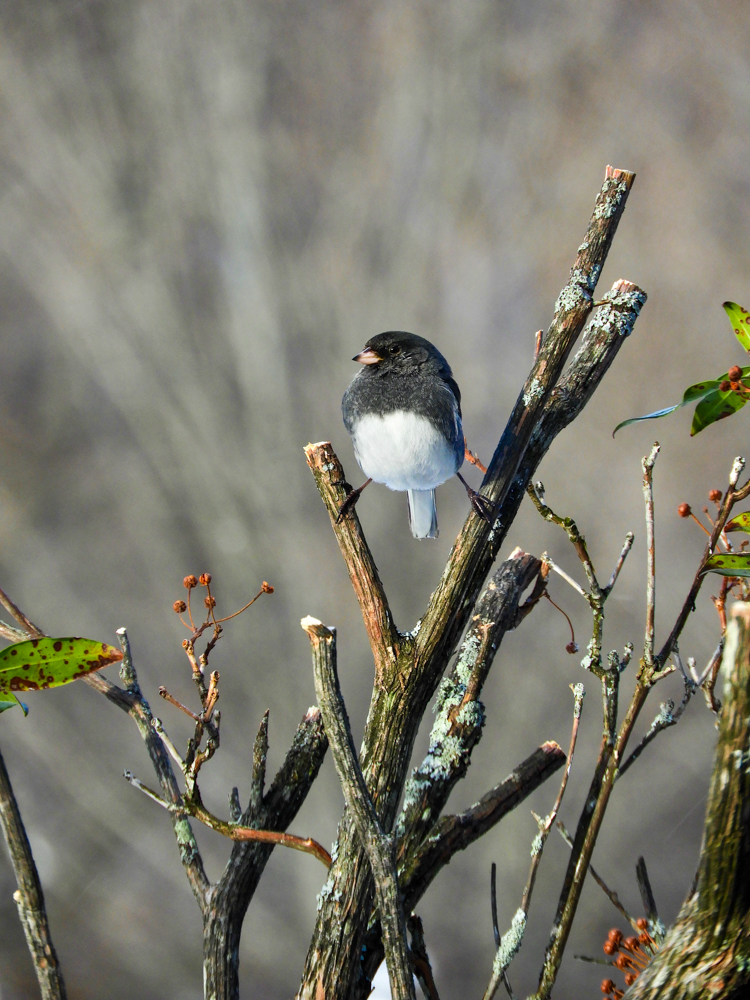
left=600, top=920, right=657, bottom=999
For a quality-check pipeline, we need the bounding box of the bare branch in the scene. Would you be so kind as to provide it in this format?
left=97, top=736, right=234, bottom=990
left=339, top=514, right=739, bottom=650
left=304, top=442, right=401, bottom=680
left=0, top=745, right=67, bottom=1000
left=302, top=616, right=415, bottom=1000
left=603, top=532, right=635, bottom=596
left=0, top=585, right=44, bottom=639
left=642, top=443, right=660, bottom=670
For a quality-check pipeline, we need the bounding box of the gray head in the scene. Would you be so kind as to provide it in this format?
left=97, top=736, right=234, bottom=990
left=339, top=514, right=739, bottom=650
left=352, top=331, right=453, bottom=378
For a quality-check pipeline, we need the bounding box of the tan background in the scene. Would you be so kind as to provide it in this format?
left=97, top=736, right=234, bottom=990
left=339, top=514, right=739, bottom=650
left=0, top=1, right=749, bottom=997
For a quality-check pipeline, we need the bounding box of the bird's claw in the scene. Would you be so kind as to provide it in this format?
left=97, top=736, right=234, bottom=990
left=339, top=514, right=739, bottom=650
left=468, top=489, right=495, bottom=527
left=335, top=489, right=360, bottom=524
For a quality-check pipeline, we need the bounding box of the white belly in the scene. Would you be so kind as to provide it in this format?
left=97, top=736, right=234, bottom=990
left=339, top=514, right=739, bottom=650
left=351, top=410, right=460, bottom=492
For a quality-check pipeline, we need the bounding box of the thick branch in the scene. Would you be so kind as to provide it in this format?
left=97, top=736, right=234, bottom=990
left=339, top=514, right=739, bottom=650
left=625, top=602, right=750, bottom=998
left=304, top=442, right=401, bottom=680
left=0, top=745, right=67, bottom=1000
left=303, top=617, right=415, bottom=1000
left=396, top=550, right=544, bottom=859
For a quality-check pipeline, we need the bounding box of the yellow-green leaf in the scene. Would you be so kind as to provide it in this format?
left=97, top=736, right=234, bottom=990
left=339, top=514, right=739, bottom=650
left=725, top=512, right=750, bottom=534
left=723, top=301, right=750, bottom=353
left=0, top=637, right=123, bottom=696
left=690, top=388, right=747, bottom=436
left=702, top=552, right=750, bottom=577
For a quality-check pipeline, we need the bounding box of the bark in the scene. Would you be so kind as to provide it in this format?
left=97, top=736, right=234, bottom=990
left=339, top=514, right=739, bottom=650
left=624, top=602, right=750, bottom=999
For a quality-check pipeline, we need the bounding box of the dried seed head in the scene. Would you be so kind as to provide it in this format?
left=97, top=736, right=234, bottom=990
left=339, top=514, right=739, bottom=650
left=199, top=573, right=212, bottom=586
left=608, top=929, right=623, bottom=946
left=601, top=981, right=615, bottom=995
left=566, top=641, right=579, bottom=654
left=677, top=503, right=692, bottom=518
left=728, top=365, right=743, bottom=382
left=624, top=973, right=637, bottom=987
left=204, top=595, right=217, bottom=609
left=603, top=941, right=616, bottom=955
left=709, top=489, right=722, bottom=503
left=624, top=936, right=639, bottom=952
left=615, top=953, right=631, bottom=970
left=720, top=380, right=732, bottom=392
left=184, top=575, right=198, bottom=589
left=262, top=581, right=274, bottom=593
left=636, top=917, right=647, bottom=930
left=173, top=600, right=187, bottom=614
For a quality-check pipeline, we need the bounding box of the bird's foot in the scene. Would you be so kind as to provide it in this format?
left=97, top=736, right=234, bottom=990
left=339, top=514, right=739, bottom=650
left=457, top=471, right=495, bottom=526
left=334, top=478, right=372, bottom=524
left=467, top=488, right=496, bottom=526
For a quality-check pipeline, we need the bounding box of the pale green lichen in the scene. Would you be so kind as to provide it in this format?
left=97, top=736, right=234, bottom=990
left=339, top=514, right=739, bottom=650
left=593, top=178, right=627, bottom=219
left=492, top=908, right=527, bottom=975
left=530, top=832, right=543, bottom=857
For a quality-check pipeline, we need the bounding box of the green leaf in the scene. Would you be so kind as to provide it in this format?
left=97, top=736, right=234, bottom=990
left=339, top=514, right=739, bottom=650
left=702, top=552, right=750, bottom=577
left=725, top=512, right=750, bottom=534
left=0, top=637, right=123, bottom=696
left=690, top=388, right=747, bottom=436
left=0, top=696, right=28, bottom=715
left=723, top=301, right=750, bottom=353
left=612, top=379, right=721, bottom=436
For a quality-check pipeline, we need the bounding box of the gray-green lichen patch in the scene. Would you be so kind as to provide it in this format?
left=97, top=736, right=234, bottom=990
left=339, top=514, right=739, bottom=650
left=593, top=178, right=628, bottom=220
left=523, top=377, right=545, bottom=408
left=530, top=832, right=543, bottom=857
left=492, top=907, right=527, bottom=975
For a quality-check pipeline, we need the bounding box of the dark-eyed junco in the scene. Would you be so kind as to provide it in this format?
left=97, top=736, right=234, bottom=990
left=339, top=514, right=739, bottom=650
left=338, top=331, right=492, bottom=538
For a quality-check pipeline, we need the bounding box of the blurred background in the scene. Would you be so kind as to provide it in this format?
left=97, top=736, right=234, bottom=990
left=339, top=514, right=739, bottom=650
left=0, top=1, right=749, bottom=997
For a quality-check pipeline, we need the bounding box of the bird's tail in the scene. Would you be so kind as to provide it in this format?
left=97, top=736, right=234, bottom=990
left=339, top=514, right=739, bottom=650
left=407, top=489, right=438, bottom=539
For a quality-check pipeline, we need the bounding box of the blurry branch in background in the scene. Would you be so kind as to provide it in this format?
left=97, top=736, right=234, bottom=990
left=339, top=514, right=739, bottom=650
left=301, top=167, right=648, bottom=1000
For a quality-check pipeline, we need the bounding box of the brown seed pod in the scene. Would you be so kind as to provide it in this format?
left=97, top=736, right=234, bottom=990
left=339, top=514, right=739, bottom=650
left=601, top=981, right=615, bottom=995
left=677, top=503, right=692, bottom=518
left=262, top=581, right=274, bottom=593
left=183, top=575, right=198, bottom=589
left=720, top=380, right=732, bottom=392
left=624, top=973, right=637, bottom=986
left=566, top=641, right=579, bottom=654
left=173, top=600, right=187, bottom=614
left=204, top=595, right=217, bottom=609
left=709, top=489, right=722, bottom=503
left=728, top=365, right=743, bottom=382
left=199, top=573, right=212, bottom=586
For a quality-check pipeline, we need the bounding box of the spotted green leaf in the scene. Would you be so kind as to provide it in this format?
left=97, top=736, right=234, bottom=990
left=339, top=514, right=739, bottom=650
left=723, top=302, right=750, bottom=353
left=690, top=387, right=747, bottom=436
left=725, top=512, right=750, bottom=534
left=702, top=552, right=750, bottom=578
left=0, top=637, right=123, bottom=696
left=612, top=379, right=722, bottom=436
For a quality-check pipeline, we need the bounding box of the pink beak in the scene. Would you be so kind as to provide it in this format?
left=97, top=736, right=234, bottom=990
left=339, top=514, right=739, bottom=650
left=353, top=347, right=381, bottom=365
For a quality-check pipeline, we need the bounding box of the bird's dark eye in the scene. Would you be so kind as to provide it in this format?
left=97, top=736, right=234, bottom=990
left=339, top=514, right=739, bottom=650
left=388, top=345, right=401, bottom=355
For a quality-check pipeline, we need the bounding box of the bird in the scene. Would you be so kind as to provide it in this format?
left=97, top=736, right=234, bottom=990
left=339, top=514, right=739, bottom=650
left=338, top=331, right=493, bottom=538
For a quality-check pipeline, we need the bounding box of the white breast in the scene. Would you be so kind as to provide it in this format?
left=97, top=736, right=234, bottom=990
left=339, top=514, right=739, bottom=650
left=350, top=410, right=461, bottom=492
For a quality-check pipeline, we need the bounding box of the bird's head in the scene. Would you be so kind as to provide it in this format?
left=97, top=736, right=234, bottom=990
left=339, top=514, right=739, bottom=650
left=353, top=331, right=450, bottom=375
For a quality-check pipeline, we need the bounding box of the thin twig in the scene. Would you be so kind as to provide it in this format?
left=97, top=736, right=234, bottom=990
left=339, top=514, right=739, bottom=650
left=555, top=821, right=639, bottom=931
left=642, top=444, right=660, bottom=670
left=0, top=585, right=44, bottom=639
left=182, top=792, right=332, bottom=868
left=542, top=554, right=589, bottom=599
left=483, top=686, right=584, bottom=1000
left=603, top=532, right=635, bottom=596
